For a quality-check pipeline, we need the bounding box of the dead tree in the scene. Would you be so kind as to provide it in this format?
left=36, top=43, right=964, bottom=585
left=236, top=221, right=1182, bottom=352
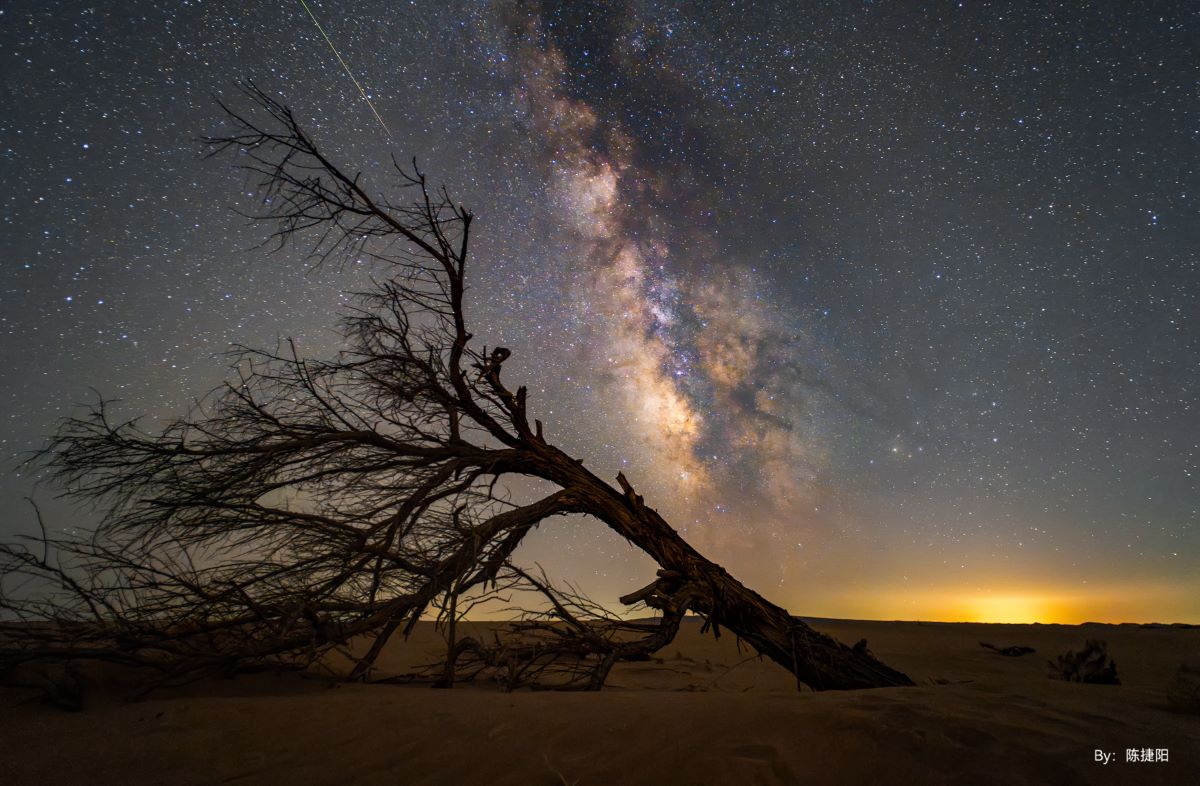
left=0, top=82, right=912, bottom=692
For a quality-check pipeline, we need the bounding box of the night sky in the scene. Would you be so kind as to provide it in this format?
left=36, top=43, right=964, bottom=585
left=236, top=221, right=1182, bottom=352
left=1, top=1, right=1196, bottom=623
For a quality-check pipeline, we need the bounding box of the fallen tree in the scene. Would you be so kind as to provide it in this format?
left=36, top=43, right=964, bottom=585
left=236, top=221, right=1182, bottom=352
left=0, top=83, right=913, bottom=694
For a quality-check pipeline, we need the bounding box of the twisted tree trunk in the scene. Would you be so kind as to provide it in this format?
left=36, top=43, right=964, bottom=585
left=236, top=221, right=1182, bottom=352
left=533, top=445, right=914, bottom=690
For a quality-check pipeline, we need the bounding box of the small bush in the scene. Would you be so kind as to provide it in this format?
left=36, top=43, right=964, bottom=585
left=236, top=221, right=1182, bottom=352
left=1167, top=660, right=1200, bottom=714
left=980, top=641, right=1036, bottom=657
left=1048, top=639, right=1120, bottom=684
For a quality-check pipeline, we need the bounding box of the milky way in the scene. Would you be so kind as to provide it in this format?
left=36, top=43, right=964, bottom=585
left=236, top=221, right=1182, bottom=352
left=502, top=17, right=828, bottom=552
left=1, top=1, right=1196, bottom=622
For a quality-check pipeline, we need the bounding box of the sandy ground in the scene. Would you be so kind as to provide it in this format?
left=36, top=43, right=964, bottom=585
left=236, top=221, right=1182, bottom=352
left=2, top=618, right=1197, bottom=785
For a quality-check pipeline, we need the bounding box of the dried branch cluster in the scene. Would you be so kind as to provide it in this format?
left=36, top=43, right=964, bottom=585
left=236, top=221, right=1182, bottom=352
left=1048, top=640, right=1120, bottom=685
left=0, top=83, right=912, bottom=696
left=412, top=567, right=686, bottom=692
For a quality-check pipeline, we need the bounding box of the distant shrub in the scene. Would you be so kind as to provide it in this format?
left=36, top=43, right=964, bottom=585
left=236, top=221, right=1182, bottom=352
left=980, top=641, right=1036, bottom=657
left=1167, top=660, right=1200, bottom=714
left=1048, top=639, right=1120, bottom=685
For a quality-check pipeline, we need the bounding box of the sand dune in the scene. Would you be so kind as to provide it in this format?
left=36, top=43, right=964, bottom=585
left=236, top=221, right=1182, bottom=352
left=2, top=618, right=1197, bottom=785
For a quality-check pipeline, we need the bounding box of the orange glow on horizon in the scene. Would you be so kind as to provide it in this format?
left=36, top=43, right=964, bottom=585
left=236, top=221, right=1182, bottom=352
left=452, top=578, right=1200, bottom=626
left=795, top=580, right=1200, bottom=625
left=940, top=593, right=1077, bottom=625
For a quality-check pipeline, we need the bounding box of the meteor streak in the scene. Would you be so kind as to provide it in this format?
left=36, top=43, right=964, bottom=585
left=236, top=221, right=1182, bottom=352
left=296, top=0, right=391, bottom=137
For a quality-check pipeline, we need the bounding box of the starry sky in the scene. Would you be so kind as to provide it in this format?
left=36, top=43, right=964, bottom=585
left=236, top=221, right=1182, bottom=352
left=1, top=0, right=1196, bottom=624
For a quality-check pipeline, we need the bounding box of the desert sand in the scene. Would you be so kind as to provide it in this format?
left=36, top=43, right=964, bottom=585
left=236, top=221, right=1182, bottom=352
left=1, top=618, right=1197, bottom=785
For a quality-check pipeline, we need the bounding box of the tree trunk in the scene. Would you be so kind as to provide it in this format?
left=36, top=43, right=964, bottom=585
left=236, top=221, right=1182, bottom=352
left=538, top=447, right=915, bottom=691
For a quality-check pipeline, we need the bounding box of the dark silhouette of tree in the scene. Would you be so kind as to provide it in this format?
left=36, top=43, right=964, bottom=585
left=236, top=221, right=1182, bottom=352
left=0, top=83, right=912, bottom=694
